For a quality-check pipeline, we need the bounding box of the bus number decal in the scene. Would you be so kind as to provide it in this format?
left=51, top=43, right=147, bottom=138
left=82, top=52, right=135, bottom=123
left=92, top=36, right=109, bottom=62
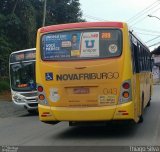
left=103, top=88, right=117, bottom=95
left=101, top=32, right=111, bottom=39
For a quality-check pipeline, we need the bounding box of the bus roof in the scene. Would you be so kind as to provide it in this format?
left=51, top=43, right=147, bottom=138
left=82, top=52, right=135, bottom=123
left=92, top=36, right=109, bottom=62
left=39, top=22, right=124, bottom=33
left=10, top=48, right=36, bottom=55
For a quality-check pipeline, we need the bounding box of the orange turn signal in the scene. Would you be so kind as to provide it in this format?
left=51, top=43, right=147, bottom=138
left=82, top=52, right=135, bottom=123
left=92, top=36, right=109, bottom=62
left=123, top=91, right=129, bottom=98
left=39, top=94, right=45, bottom=100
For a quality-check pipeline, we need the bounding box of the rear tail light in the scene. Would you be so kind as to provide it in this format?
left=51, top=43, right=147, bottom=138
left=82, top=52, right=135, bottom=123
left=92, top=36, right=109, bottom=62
left=38, top=86, right=43, bottom=92
left=37, top=84, right=48, bottom=105
left=122, top=82, right=130, bottom=89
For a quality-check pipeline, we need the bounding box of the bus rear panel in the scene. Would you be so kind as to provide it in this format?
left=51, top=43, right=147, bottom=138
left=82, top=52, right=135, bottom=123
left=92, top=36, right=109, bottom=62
left=36, top=22, right=151, bottom=124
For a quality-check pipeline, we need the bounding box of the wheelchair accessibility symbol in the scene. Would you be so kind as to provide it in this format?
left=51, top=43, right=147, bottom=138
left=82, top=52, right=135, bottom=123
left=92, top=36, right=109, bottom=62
left=45, top=72, right=53, bottom=81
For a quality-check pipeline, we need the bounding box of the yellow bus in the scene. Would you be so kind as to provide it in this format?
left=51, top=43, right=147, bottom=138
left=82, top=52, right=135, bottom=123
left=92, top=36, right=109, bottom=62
left=36, top=22, right=152, bottom=125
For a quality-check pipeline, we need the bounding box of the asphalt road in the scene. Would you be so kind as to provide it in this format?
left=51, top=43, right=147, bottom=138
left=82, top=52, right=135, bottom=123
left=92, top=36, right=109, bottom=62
left=0, top=85, right=160, bottom=147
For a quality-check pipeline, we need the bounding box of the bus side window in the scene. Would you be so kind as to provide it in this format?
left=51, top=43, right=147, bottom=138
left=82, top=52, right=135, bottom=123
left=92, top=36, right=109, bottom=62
left=141, top=47, right=144, bottom=71
left=130, top=39, right=135, bottom=73
left=149, top=55, right=152, bottom=72
left=145, top=50, right=149, bottom=71
left=147, top=52, right=150, bottom=71
left=138, top=44, right=144, bottom=72
left=130, top=38, right=136, bottom=73
left=130, top=37, right=139, bottom=73
left=148, top=52, right=152, bottom=72
left=143, top=48, right=147, bottom=71
left=138, top=45, right=141, bottom=71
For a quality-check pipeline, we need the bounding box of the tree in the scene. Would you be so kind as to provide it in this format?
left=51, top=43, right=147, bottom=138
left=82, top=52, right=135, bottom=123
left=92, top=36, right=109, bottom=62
left=15, top=0, right=37, bottom=48
left=0, top=0, right=85, bottom=78
left=45, top=0, right=85, bottom=25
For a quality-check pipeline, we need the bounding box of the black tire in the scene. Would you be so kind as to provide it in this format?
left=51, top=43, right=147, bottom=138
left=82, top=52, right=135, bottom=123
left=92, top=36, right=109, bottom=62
left=147, top=87, right=151, bottom=107
left=138, top=115, right=143, bottom=123
left=27, top=109, right=38, bottom=114
left=42, top=121, right=59, bottom=125
left=138, top=93, right=144, bottom=123
left=147, top=100, right=151, bottom=107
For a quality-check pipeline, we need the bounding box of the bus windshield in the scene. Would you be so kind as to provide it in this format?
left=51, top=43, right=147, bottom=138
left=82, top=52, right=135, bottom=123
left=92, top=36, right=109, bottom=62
left=41, top=29, right=122, bottom=61
left=10, top=61, right=36, bottom=91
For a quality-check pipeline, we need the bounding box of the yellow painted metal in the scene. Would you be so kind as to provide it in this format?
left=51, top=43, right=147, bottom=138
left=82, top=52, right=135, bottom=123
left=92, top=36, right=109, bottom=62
left=36, top=23, right=152, bottom=123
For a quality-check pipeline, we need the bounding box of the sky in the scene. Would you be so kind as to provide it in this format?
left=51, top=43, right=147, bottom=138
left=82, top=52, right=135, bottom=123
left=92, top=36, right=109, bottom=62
left=79, top=0, right=160, bottom=51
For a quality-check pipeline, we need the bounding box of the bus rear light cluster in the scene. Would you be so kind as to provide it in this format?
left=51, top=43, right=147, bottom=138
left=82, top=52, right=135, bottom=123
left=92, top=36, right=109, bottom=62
left=37, top=84, right=48, bottom=105
left=38, top=86, right=43, bottom=92
left=122, top=91, right=129, bottom=98
left=119, top=79, right=132, bottom=104
left=39, top=94, right=45, bottom=100
left=122, top=82, right=130, bottom=89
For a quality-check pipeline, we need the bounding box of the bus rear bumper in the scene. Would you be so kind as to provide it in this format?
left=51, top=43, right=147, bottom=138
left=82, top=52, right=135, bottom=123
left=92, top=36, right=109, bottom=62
left=38, top=101, right=135, bottom=122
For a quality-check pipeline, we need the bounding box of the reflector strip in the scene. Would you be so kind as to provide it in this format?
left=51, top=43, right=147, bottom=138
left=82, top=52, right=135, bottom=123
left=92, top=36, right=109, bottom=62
left=41, top=114, right=48, bottom=117
left=41, top=112, right=52, bottom=117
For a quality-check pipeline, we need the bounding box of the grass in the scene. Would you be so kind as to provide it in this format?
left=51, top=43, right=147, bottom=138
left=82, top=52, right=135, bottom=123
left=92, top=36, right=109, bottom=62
left=0, top=79, right=10, bottom=93
left=0, top=78, right=11, bottom=101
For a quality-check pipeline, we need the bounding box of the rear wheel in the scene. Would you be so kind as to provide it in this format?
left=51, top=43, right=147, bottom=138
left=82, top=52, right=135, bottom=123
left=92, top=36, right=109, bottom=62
left=147, top=100, right=151, bottom=107
left=27, top=109, right=38, bottom=114
left=138, top=93, right=144, bottom=123
left=147, top=87, right=151, bottom=107
left=138, top=115, right=143, bottom=123
left=42, top=121, right=59, bottom=125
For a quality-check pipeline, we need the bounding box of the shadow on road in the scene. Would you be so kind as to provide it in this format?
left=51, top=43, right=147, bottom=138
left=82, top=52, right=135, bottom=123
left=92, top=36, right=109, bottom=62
left=51, top=101, right=154, bottom=139
left=53, top=122, right=140, bottom=139
left=19, top=112, right=38, bottom=117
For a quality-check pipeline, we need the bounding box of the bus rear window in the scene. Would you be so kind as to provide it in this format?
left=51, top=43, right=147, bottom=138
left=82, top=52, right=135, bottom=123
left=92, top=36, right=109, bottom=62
left=41, top=29, right=122, bottom=61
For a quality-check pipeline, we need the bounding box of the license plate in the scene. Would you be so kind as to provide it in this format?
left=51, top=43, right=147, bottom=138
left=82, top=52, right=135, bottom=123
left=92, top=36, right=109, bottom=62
left=73, top=87, right=89, bottom=94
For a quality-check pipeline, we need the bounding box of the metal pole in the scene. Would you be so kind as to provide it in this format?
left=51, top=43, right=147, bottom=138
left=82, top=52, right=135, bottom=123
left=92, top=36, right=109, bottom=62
left=42, top=0, right=47, bottom=27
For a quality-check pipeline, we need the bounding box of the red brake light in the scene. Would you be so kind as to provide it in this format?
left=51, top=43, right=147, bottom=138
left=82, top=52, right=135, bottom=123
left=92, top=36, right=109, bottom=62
left=38, top=86, right=43, bottom=92
left=123, top=82, right=130, bottom=89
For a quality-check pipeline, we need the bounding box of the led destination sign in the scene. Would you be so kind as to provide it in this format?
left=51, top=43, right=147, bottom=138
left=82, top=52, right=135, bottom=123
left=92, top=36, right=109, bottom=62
left=10, top=50, right=36, bottom=63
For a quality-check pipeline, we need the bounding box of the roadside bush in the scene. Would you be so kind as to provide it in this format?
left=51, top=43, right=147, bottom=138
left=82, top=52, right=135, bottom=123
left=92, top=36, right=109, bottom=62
left=0, top=80, right=10, bottom=93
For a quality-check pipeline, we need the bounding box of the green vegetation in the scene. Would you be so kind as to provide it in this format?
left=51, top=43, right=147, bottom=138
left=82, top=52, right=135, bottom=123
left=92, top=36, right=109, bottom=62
left=0, top=0, right=85, bottom=81
left=0, top=79, right=10, bottom=93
